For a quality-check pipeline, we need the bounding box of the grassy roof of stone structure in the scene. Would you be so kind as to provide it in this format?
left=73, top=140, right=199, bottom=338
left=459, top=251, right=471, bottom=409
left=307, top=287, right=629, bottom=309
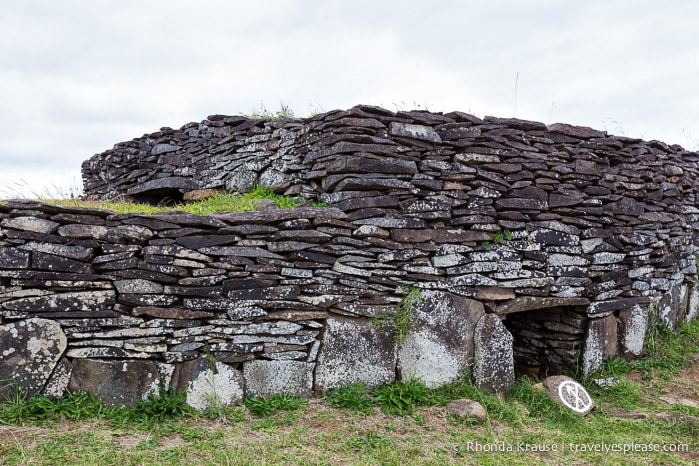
left=6, top=186, right=326, bottom=216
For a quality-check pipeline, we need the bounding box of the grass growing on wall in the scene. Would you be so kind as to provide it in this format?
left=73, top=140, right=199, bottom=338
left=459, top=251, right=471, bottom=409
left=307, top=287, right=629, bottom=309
left=371, top=285, right=423, bottom=346
left=26, top=186, right=326, bottom=215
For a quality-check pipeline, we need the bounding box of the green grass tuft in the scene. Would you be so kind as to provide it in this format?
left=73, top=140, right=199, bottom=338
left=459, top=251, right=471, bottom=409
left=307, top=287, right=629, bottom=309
left=371, top=379, right=429, bottom=416
left=244, top=394, right=308, bottom=418
left=40, top=185, right=321, bottom=215
left=325, top=383, right=375, bottom=414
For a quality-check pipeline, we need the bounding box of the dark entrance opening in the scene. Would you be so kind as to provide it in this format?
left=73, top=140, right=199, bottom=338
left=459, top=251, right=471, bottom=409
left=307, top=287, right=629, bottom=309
left=130, top=188, right=185, bottom=206
left=502, top=305, right=589, bottom=378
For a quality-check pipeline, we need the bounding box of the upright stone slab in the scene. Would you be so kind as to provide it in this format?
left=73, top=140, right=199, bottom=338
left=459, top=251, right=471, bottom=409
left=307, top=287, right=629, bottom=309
left=581, top=313, right=618, bottom=376
left=473, top=314, right=515, bottom=394
left=67, top=359, right=163, bottom=406
left=397, top=291, right=484, bottom=387
left=687, top=280, right=699, bottom=322
left=657, top=281, right=688, bottom=330
left=41, top=358, right=73, bottom=398
left=0, top=318, right=67, bottom=398
left=171, top=356, right=244, bottom=409
left=618, top=305, right=648, bottom=358
left=315, top=315, right=395, bottom=391
left=243, top=360, right=314, bottom=397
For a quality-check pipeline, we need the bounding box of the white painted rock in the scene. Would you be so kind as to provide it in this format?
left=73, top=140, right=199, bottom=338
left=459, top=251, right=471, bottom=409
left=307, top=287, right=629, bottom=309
left=544, top=375, right=595, bottom=415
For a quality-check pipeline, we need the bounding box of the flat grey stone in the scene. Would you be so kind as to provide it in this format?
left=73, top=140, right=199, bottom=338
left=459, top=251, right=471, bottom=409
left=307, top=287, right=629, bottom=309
left=397, top=291, right=484, bottom=388
left=315, top=316, right=395, bottom=391
left=1, top=217, right=60, bottom=234
left=0, top=318, right=67, bottom=397
left=243, top=360, right=314, bottom=397
left=445, top=399, right=487, bottom=422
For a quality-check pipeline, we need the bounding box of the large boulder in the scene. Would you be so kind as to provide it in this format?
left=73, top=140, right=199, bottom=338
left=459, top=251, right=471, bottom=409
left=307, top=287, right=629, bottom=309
left=67, top=358, right=164, bottom=406
left=315, top=315, right=395, bottom=391
left=243, top=360, right=314, bottom=397
left=397, top=291, right=484, bottom=387
left=171, top=356, right=244, bottom=409
left=0, top=318, right=67, bottom=398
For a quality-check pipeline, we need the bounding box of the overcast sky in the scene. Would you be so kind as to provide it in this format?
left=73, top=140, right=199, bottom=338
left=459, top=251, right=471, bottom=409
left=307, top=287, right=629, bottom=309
left=2, top=0, right=698, bottom=198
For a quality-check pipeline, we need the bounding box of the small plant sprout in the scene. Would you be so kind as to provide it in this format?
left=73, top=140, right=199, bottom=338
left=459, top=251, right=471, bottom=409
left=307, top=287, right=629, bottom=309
left=483, top=229, right=531, bottom=250
left=370, top=285, right=422, bottom=345
left=395, top=285, right=423, bottom=345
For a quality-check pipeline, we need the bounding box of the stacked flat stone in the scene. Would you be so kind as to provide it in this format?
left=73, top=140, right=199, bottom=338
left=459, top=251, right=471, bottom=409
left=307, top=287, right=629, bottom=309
left=82, top=105, right=699, bottom=344
left=1, top=105, right=698, bottom=404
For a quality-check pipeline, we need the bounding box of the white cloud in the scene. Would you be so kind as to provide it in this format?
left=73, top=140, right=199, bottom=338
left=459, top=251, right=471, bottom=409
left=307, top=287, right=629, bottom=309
left=2, top=0, right=699, bottom=197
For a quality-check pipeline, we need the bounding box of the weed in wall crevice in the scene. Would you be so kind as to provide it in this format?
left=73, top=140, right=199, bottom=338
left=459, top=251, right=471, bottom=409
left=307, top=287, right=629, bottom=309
left=481, top=229, right=532, bottom=250
left=371, top=285, right=423, bottom=346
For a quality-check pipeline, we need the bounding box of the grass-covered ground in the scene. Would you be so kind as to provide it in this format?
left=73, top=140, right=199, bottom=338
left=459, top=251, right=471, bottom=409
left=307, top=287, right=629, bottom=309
left=1, top=317, right=698, bottom=465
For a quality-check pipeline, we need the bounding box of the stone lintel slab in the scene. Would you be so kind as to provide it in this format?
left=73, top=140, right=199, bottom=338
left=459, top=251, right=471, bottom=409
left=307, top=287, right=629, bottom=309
left=587, top=297, right=650, bottom=316
left=494, top=296, right=590, bottom=315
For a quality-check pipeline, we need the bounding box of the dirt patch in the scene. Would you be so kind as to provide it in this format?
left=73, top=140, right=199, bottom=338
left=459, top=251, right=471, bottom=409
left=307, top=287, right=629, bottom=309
left=0, top=425, right=43, bottom=444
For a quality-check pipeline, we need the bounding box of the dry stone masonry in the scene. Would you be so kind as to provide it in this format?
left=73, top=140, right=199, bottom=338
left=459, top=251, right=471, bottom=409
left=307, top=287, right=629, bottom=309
left=2, top=105, right=699, bottom=405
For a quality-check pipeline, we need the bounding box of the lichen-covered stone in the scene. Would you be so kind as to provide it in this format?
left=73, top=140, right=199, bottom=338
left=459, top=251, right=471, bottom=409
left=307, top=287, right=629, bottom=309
left=243, top=360, right=314, bottom=397
left=581, top=314, right=619, bottom=376
left=473, top=314, right=514, bottom=394
left=41, top=358, right=72, bottom=398
left=171, top=356, right=244, bottom=409
left=397, top=291, right=484, bottom=388
left=315, top=316, right=395, bottom=391
left=656, top=281, right=688, bottom=330
left=0, top=318, right=67, bottom=398
left=618, top=304, right=648, bottom=358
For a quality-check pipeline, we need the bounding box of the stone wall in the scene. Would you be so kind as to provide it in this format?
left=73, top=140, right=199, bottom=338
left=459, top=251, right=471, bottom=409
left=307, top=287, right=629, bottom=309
left=2, top=106, right=699, bottom=406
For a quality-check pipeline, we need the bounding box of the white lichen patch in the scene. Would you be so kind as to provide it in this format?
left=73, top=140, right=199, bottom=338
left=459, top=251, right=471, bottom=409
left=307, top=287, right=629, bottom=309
left=186, top=362, right=244, bottom=410
left=315, top=317, right=395, bottom=391
left=398, top=331, right=462, bottom=388
left=621, top=305, right=648, bottom=356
